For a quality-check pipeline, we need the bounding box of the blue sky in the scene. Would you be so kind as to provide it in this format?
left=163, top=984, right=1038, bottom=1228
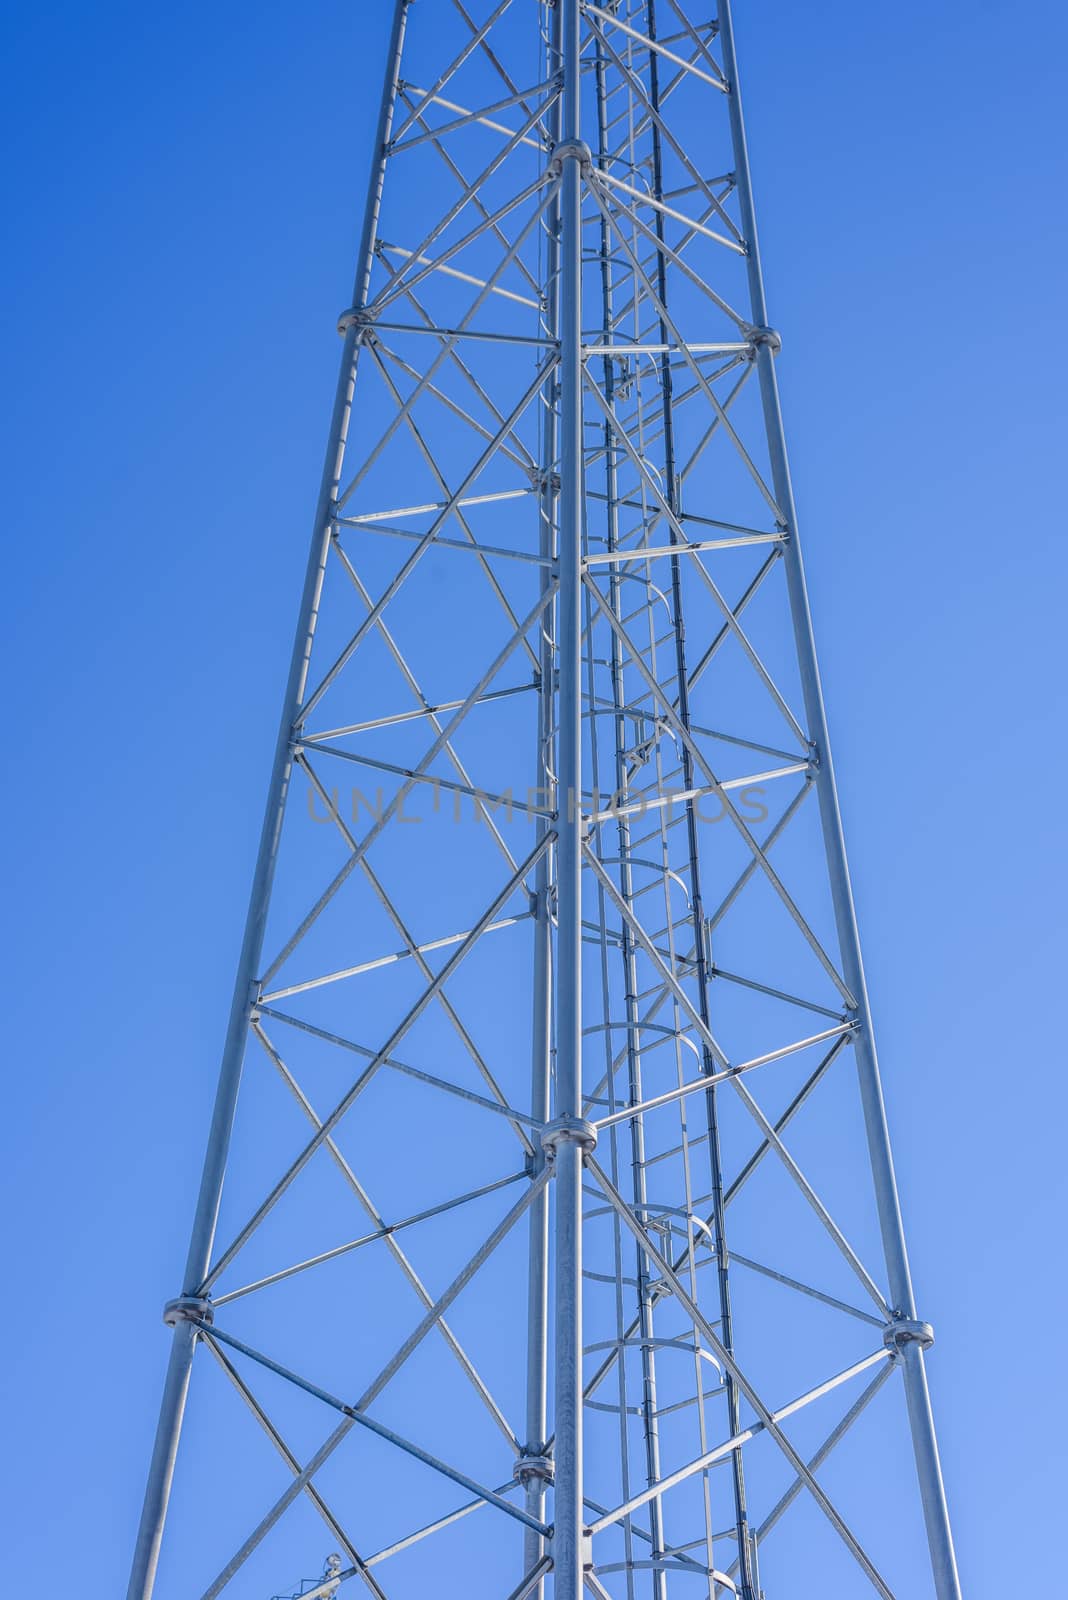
left=2, top=1, right=1066, bottom=1593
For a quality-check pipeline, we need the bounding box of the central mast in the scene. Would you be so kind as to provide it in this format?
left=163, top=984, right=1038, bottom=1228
left=551, top=1, right=590, bottom=1595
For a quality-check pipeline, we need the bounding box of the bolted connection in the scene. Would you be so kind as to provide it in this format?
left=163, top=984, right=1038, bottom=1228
left=337, top=307, right=374, bottom=337
left=541, top=1116, right=598, bottom=1159
left=515, top=1452, right=554, bottom=1488
left=549, top=137, right=593, bottom=176
left=163, top=1295, right=213, bottom=1328
left=883, top=1316, right=935, bottom=1356
left=746, top=325, right=782, bottom=355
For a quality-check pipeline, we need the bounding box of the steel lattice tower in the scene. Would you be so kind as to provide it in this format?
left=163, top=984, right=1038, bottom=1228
left=128, top=5, right=961, bottom=1599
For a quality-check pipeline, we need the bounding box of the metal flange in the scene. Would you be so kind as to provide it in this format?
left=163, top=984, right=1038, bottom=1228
left=746, top=325, right=782, bottom=355
left=883, top=1316, right=935, bottom=1356
left=541, top=1116, right=598, bottom=1158
left=163, top=1294, right=213, bottom=1328
left=515, top=1451, right=554, bottom=1488
left=549, top=137, right=593, bottom=176
left=337, top=306, right=373, bottom=337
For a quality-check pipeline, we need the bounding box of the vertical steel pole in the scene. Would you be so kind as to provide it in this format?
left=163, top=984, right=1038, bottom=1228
left=552, top=0, right=586, bottom=1594
left=715, top=5, right=961, bottom=1597
left=124, top=8, right=411, bottom=1596
left=522, top=8, right=563, bottom=1586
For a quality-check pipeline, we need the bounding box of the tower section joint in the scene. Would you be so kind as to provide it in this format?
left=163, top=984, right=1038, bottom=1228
left=883, top=1316, right=935, bottom=1357
left=745, top=325, right=782, bottom=356
left=162, top=1295, right=213, bottom=1329
left=541, top=1116, right=598, bottom=1160
left=337, top=306, right=374, bottom=338
left=515, top=1451, right=555, bottom=1488
left=549, top=137, right=593, bottom=176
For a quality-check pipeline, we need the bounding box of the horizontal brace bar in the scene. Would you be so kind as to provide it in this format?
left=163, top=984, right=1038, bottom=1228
left=354, top=318, right=557, bottom=347
left=583, top=341, right=751, bottom=356
left=584, top=533, right=784, bottom=564
left=584, top=489, right=777, bottom=542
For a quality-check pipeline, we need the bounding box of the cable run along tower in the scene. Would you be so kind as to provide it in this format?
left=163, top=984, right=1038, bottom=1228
left=128, top=4, right=961, bottom=1598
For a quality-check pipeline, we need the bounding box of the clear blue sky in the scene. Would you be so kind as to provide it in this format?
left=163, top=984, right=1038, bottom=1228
left=2, top=1, right=1065, bottom=1592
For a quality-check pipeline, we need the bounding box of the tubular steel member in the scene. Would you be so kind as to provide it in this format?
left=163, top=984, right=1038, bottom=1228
left=715, top=2, right=962, bottom=1596
left=522, top=6, right=563, bottom=1589
left=591, top=28, right=669, bottom=1598
left=551, top=5, right=589, bottom=1594
left=124, top=5, right=413, bottom=1597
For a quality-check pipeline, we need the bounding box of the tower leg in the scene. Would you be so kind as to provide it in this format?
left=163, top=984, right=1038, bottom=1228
left=124, top=7, right=411, bottom=1595
left=715, top=4, right=961, bottom=1596
left=126, top=1321, right=196, bottom=1600
left=552, top=2, right=587, bottom=1594
left=522, top=12, right=563, bottom=1579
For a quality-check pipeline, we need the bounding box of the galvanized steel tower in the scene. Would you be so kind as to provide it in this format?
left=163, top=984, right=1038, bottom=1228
left=128, top=4, right=961, bottom=1598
